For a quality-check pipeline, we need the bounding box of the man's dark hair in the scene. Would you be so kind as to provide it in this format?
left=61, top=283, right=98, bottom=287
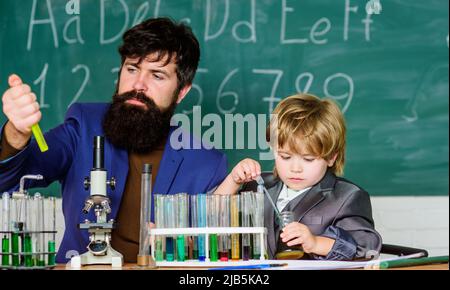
left=118, top=17, right=200, bottom=91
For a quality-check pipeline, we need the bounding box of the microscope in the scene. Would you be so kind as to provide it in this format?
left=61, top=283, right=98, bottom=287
left=72, top=136, right=123, bottom=268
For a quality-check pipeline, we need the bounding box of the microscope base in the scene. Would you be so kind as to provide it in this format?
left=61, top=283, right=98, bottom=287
left=71, top=247, right=123, bottom=268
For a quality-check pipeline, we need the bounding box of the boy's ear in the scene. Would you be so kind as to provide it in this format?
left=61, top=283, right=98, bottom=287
left=327, top=153, right=338, bottom=167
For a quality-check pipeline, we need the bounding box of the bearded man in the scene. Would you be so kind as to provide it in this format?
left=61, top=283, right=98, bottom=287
left=0, top=18, right=227, bottom=263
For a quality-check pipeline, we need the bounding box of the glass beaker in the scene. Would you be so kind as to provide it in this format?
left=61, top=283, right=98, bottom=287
left=275, top=211, right=305, bottom=260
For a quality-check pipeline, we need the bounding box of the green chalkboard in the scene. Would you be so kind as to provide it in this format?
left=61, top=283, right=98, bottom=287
left=1, top=0, right=448, bottom=196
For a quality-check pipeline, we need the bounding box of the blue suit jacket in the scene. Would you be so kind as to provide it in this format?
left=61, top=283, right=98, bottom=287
left=0, top=103, right=228, bottom=263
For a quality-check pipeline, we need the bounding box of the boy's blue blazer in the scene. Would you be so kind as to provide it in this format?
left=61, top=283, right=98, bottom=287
left=0, top=103, right=228, bottom=263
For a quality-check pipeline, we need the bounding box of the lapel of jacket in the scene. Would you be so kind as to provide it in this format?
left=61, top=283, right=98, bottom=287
left=265, top=180, right=283, bottom=259
left=290, top=170, right=336, bottom=222
left=153, top=128, right=184, bottom=196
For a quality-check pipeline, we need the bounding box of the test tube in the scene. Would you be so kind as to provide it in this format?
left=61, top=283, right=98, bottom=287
left=34, top=193, right=45, bottom=266
left=176, top=193, right=188, bottom=261
left=18, top=194, right=32, bottom=267
left=190, top=194, right=198, bottom=259
left=25, top=192, right=40, bottom=266
left=197, top=193, right=207, bottom=261
left=47, top=197, right=56, bottom=266
left=137, top=164, right=152, bottom=266
left=29, top=195, right=37, bottom=267
left=11, top=196, right=22, bottom=267
left=241, top=192, right=252, bottom=261
left=2, top=192, right=10, bottom=266
left=252, top=192, right=265, bottom=259
left=164, top=195, right=176, bottom=261
left=219, top=195, right=230, bottom=261
left=154, top=194, right=164, bottom=261
left=230, top=195, right=240, bottom=260
left=207, top=194, right=219, bottom=262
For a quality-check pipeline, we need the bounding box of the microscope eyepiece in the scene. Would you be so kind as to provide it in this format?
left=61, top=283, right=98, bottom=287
left=93, top=136, right=104, bottom=170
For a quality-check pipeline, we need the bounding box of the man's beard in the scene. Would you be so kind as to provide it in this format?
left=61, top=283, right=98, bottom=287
left=102, top=90, right=177, bottom=154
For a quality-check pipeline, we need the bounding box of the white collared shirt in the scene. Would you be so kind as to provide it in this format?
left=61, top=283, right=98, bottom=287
left=276, top=184, right=311, bottom=212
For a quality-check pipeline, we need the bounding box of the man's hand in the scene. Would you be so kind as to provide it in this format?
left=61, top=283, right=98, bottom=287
left=1, top=74, right=41, bottom=150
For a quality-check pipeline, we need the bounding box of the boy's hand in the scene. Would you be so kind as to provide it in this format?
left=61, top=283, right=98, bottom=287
left=230, top=158, right=261, bottom=185
left=213, top=159, right=261, bottom=196
left=280, top=222, right=317, bottom=253
left=280, top=222, right=335, bottom=256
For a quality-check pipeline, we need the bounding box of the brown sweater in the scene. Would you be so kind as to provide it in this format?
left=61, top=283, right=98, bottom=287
left=0, top=127, right=20, bottom=161
left=110, top=144, right=165, bottom=263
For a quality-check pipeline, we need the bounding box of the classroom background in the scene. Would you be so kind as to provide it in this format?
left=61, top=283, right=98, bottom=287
left=0, top=0, right=448, bottom=257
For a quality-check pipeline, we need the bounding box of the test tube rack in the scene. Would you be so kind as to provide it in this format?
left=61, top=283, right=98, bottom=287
left=0, top=230, right=57, bottom=270
left=2, top=183, right=58, bottom=270
left=150, top=226, right=267, bottom=267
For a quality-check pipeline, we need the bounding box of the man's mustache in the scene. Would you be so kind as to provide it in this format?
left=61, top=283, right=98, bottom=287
left=113, top=90, right=157, bottom=110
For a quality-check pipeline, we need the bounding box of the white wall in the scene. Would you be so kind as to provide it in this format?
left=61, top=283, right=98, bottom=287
left=371, top=196, right=449, bottom=256
left=54, top=196, right=450, bottom=257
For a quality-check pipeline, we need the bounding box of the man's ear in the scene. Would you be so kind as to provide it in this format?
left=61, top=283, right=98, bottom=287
left=176, top=84, right=192, bottom=104
left=328, top=153, right=338, bottom=167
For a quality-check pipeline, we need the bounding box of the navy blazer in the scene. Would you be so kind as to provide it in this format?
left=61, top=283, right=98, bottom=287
left=241, top=171, right=382, bottom=260
left=0, top=103, right=228, bottom=263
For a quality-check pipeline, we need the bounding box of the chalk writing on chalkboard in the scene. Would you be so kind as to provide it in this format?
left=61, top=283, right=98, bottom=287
left=1, top=0, right=448, bottom=196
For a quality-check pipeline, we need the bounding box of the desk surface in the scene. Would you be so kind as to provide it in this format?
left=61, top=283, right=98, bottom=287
left=55, top=263, right=449, bottom=270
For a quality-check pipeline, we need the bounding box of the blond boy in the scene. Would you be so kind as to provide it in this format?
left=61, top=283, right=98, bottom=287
left=215, top=94, right=382, bottom=260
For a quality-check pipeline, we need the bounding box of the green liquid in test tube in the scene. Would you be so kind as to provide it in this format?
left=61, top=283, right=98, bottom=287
left=154, top=194, right=164, bottom=262
left=2, top=192, right=11, bottom=266
left=13, top=195, right=26, bottom=267
left=176, top=193, right=188, bottom=262
left=210, top=235, right=218, bottom=261
left=1, top=237, right=9, bottom=266
left=31, top=124, right=48, bottom=152
left=164, top=195, right=175, bottom=261
left=207, top=195, right=220, bottom=262
left=155, top=239, right=163, bottom=261
left=47, top=197, right=56, bottom=266
left=34, top=193, right=45, bottom=266
left=11, top=231, right=20, bottom=267
left=24, top=234, right=33, bottom=267
left=23, top=194, right=34, bottom=267
left=48, top=241, right=55, bottom=265
left=176, top=235, right=184, bottom=261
